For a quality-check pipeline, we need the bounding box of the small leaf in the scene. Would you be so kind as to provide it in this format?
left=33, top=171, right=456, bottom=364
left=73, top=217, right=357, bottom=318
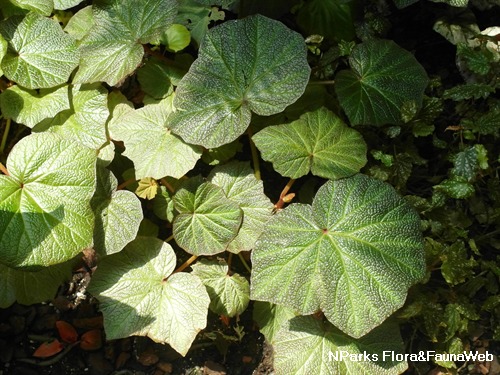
left=253, top=302, right=296, bottom=343
left=170, top=14, right=311, bottom=148
left=73, top=0, right=178, bottom=85
left=251, top=174, right=425, bottom=338
left=176, top=0, right=225, bottom=47
left=9, top=0, right=53, bottom=16
left=335, top=39, right=428, bottom=126
left=162, top=24, right=191, bottom=52
left=33, top=339, right=64, bottom=358
left=56, top=320, right=78, bottom=344
left=173, top=182, right=243, bottom=255
left=435, top=176, right=475, bottom=199
left=191, top=259, right=250, bottom=317
left=0, top=12, right=79, bottom=89
left=137, top=57, right=175, bottom=99
left=136, top=178, right=159, bottom=200
left=80, top=329, right=102, bottom=351
left=0, top=133, right=96, bottom=268
left=64, top=6, right=94, bottom=40
left=443, top=83, right=495, bottom=100
left=0, top=85, right=70, bottom=128
left=252, top=107, right=367, bottom=180
left=88, top=237, right=210, bottom=356
left=208, top=162, right=273, bottom=253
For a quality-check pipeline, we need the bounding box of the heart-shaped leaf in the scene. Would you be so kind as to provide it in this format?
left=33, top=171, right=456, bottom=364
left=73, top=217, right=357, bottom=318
left=80, top=329, right=102, bottom=351
left=251, top=174, right=425, bottom=338
left=88, top=237, right=210, bottom=356
left=169, top=14, right=311, bottom=148
left=273, top=315, right=408, bottom=375
left=33, top=83, right=109, bottom=150
left=73, top=0, right=177, bottom=85
left=191, top=259, right=250, bottom=317
left=173, top=182, right=243, bottom=255
left=0, top=12, right=79, bottom=89
left=252, top=107, right=367, bottom=180
left=33, top=339, right=64, bottom=358
left=335, top=39, right=428, bottom=126
left=109, top=97, right=202, bottom=179
left=56, top=321, right=78, bottom=344
left=208, top=162, right=274, bottom=253
left=0, top=133, right=96, bottom=268
left=0, top=85, right=70, bottom=128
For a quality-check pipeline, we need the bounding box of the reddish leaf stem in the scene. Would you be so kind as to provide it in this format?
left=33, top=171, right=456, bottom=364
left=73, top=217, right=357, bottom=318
left=274, top=178, right=295, bottom=210
left=0, top=162, right=9, bottom=176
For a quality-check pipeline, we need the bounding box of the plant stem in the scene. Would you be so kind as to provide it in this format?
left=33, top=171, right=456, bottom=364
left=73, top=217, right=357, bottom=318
left=238, top=253, right=251, bottom=273
left=227, top=252, right=233, bottom=271
left=247, top=127, right=261, bottom=180
left=165, top=234, right=174, bottom=243
left=161, top=178, right=175, bottom=193
left=173, top=255, right=198, bottom=273
left=308, top=80, right=335, bottom=85
left=143, top=45, right=187, bottom=71
left=274, top=178, right=296, bottom=210
left=0, top=118, right=11, bottom=155
left=0, top=162, right=9, bottom=176
left=116, top=178, right=136, bottom=190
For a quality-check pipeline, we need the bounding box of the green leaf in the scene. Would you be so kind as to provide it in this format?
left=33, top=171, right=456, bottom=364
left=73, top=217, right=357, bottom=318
left=0, top=12, right=79, bottom=89
left=170, top=14, right=311, bottom=148
left=64, top=6, right=93, bottom=40
left=135, top=177, right=159, bottom=200
left=9, top=0, right=53, bottom=16
left=173, top=182, right=243, bottom=256
left=252, top=107, right=367, bottom=180
left=441, top=241, right=477, bottom=286
left=443, top=83, right=495, bottom=100
left=109, top=97, right=202, bottom=179
left=91, top=166, right=143, bottom=256
left=251, top=174, right=425, bottom=338
left=201, top=141, right=242, bottom=166
left=0, top=260, right=73, bottom=308
left=88, top=237, right=210, bottom=356
left=0, top=84, right=70, bottom=128
left=54, top=0, right=84, bottom=10
left=468, top=109, right=500, bottom=135
left=152, top=185, right=175, bottom=222
left=273, top=316, right=408, bottom=375
left=191, top=259, right=250, bottom=317
left=0, top=34, right=6, bottom=77
left=208, top=162, right=274, bottom=253
left=73, top=0, right=177, bottom=85
left=0, top=133, right=96, bottom=268
left=33, top=83, right=109, bottom=150
left=431, top=0, right=468, bottom=6
left=451, top=146, right=478, bottom=181
left=137, top=57, right=176, bottom=99
left=162, top=24, right=191, bottom=52
left=253, top=302, right=296, bottom=343
left=335, top=39, right=428, bottom=126
left=176, top=0, right=225, bottom=47
left=435, top=176, right=475, bottom=199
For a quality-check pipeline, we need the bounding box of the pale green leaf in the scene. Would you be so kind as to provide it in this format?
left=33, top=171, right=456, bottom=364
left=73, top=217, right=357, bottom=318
left=273, top=316, right=407, bottom=375
left=0, top=12, right=79, bottom=89
left=162, top=24, right=191, bottom=52
left=33, top=83, right=109, bottom=149
left=191, top=259, right=250, bottom=317
left=252, top=107, right=367, bottom=180
left=170, top=14, right=311, bottom=148
left=54, top=0, right=84, bottom=10
left=0, top=84, right=70, bottom=128
left=335, top=39, right=428, bottom=126
left=173, top=182, right=243, bottom=255
left=208, top=161, right=273, bottom=253
left=251, top=174, right=425, bottom=338
left=10, top=0, right=53, bottom=16
left=64, top=5, right=93, bottom=40
left=88, top=237, right=210, bottom=356
left=73, top=0, right=177, bottom=85
left=91, top=166, right=143, bottom=256
left=0, top=133, right=96, bottom=268
left=109, top=97, right=202, bottom=179
left=253, top=302, right=296, bottom=343
left=0, top=260, right=72, bottom=308
left=136, top=178, right=159, bottom=200
left=0, top=34, right=6, bottom=77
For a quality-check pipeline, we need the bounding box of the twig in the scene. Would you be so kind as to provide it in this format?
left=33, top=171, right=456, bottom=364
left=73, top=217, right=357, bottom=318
left=0, top=118, right=11, bottom=155
left=0, top=162, right=9, bottom=176
left=238, top=253, right=251, bottom=273
left=274, top=179, right=296, bottom=210
left=308, top=80, right=335, bottom=85
left=116, top=178, right=136, bottom=190
left=143, top=45, right=187, bottom=71
left=247, top=127, right=261, bottom=180
left=161, top=178, right=176, bottom=193
left=173, top=255, right=198, bottom=274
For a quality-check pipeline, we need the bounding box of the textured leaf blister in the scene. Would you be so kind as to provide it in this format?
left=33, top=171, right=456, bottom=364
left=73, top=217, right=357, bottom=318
left=0, top=133, right=96, bottom=268
left=88, top=237, right=210, bottom=356
left=170, top=14, right=311, bottom=148
left=251, top=174, right=425, bottom=338
left=252, top=107, right=367, bottom=180
left=0, top=12, right=79, bottom=89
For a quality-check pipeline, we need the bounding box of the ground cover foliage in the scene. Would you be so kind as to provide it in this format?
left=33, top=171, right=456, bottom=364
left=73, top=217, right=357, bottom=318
left=0, top=0, right=499, bottom=374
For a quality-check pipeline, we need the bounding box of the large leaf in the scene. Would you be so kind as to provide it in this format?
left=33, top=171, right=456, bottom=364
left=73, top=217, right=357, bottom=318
left=109, top=97, right=202, bottom=179
left=9, top=0, right=53, bottom=16
left=73, top=0, right=177, bottom=85
left=273, top=315, right=408, bottom=375
left=64, top=6, right=93, bottom=40
left=88, top=237, right=210, bottom=356
left=91, top=166, right=143, bottom=256
left=0, top=133, right=96, bottom=268
left=252, top=107, right=367, bottom=180
left=0, top=261, right=73, bottom=308
left=191, top=259, right=250, bottom=317
left=173, top=182, right=243, bottom=255
left=251, top=174, right=425, bottom=338
left=33, top=84, right=109, bottom=149
left=0, top=84, right=70, bottom=128
left=54, top=0, right=85, bottom=10
left=0, top=12, right=79, bottom=89
left=169, top=14, right=311, bottom=148
left=335, top=39, right=428, bottom=126
left=208, top=162, right=274, bottom=253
